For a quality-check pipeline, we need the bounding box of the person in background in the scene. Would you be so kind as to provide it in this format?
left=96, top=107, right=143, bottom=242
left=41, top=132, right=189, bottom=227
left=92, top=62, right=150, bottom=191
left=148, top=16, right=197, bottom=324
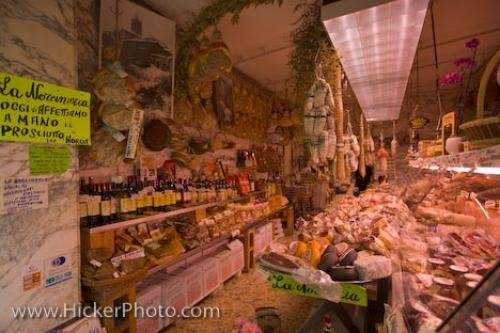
left=353, top=165, right=373, bottom=196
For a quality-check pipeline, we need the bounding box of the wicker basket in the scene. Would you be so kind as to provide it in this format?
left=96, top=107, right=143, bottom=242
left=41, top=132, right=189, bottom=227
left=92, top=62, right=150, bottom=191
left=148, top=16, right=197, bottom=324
left=459, top=50, right=500, bottom=150
left=459, top=116, right=500, bottom=150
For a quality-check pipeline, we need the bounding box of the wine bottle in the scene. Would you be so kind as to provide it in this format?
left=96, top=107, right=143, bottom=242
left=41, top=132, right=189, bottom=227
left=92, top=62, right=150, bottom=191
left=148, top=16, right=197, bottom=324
left=182, top=179, right=188, bottom=204
left=127, top=176, right=137, bottom=215
left=87, top=179, right=101, bottom=227
left=169, top=179, right=177, bottom=207
left=153, top=179, right=162, bottom=211
left=109, top=183, right=118, bottom=221
left=100, top=183, right=112, bottom=225
left=145, top=180, right=154, bottom=211
left=136, top=177, right=144, bottom=215
left=118, top=182, right=129, bottom=219
left=176, top=178, right=183, bottom=205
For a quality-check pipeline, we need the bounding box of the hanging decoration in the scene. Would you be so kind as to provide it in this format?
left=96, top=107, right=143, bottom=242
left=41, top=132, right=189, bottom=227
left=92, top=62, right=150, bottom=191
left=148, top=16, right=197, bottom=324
left=289, top=3, right=333, bottom=105
left=358, top=114, right=366, bottom=178
left=391, top=121, right=398, bottom=157
left=365, top=124, right=375, bottom=167
left=376, top=131, right=389, bottom=175
left=175, top=0, right=284, bottom=96
left=303, top=62, right=336, bottom=168
left=409, top=116, right=430, bottom=129
left=344, top=111, right=360, bottom=173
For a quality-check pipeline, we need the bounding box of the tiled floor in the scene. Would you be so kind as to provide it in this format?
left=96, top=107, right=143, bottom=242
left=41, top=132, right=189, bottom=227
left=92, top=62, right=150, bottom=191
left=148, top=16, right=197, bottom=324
left=162, top=269, right=320, bottom=333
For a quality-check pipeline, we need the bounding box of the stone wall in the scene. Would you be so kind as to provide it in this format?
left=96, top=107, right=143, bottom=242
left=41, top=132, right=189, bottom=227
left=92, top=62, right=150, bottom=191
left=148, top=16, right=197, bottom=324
left=0, top=1, right=80, bottom=332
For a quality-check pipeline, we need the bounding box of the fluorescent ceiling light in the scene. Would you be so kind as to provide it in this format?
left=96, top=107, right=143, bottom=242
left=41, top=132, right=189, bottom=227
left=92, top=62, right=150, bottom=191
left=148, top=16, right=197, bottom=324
left=322, top=0, right=429, bottom=121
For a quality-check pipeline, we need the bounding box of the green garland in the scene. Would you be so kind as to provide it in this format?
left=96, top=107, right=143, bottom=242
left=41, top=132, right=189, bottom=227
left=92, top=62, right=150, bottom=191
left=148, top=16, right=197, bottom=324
left=175, top=0, right=284, bottom=97
left=288, top=2, right=333, bottom=105
left=175, top=0, right=332, bottom=104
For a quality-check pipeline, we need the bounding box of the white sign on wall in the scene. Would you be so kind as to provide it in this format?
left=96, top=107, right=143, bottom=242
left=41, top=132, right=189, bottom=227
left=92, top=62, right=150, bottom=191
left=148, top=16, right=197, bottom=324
left=0, top=176, right=48, bottom=214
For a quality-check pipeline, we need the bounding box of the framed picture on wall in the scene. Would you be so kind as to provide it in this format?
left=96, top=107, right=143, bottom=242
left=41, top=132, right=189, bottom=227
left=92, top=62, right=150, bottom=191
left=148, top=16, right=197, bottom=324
left=99, top=0, right=175, bottom=118
left=214, top=75, right=235, bottom=125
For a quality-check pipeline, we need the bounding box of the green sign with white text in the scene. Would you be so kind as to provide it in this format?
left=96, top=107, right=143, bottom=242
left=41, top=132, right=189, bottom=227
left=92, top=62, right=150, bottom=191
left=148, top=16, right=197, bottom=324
left=0, top=72, right=91, bottom=145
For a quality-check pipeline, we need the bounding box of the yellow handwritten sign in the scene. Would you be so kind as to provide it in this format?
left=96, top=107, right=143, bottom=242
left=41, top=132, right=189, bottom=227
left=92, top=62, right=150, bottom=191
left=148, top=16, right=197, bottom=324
left=0, top=72, right=91, bottom=145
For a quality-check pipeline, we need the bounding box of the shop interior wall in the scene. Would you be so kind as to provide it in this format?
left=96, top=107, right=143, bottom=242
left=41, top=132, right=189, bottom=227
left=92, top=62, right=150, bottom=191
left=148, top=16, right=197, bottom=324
left=76, top=0, right=275, bottom=181
left=0, top=1, right=80, bottom=332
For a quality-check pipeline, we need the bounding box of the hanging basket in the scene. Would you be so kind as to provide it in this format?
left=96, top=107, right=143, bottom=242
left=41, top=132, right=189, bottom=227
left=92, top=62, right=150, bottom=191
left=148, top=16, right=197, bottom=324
left=459, top=50, right=500, bottom=149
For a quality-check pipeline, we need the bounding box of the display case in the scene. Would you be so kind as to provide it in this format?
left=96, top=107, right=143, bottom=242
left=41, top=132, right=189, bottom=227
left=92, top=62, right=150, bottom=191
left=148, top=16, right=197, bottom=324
left=397, top=149, right=500, bottom=333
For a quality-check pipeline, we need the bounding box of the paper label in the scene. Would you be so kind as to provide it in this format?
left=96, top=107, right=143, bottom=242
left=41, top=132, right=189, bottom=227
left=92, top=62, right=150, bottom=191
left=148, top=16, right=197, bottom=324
left=0, top=72, right=91, bottom=145
left=22, top=261, right=42, bottom=292
left=124, top=108, right=143, bottom=159
left=29, top=145, right=71, bottom=175
left=110, top=248, right=144, bottom=268
left=1, top=176, right=48, bottom=214
left=268, top=272, right=367, bottom=307
left=140, top=154, right=157, bottom=181
left=44, top=253, right=72, bottom=287
left=100, top=200, right=111, bottom=216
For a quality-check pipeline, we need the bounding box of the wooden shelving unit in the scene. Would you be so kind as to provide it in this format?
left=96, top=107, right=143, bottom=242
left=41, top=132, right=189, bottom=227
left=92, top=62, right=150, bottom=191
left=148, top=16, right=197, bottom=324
left=84, top=191, right=266, bottom=234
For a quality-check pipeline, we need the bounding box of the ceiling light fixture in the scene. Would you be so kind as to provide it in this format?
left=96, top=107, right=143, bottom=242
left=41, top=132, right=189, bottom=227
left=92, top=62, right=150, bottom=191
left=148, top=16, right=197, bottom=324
left=322, top=0, right=430, bottom=121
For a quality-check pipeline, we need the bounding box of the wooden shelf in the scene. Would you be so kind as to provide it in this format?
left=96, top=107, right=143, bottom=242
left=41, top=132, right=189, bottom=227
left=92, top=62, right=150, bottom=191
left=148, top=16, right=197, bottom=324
left=142, top=204, right=290, bottom=279
left=85, top=192, right=265, bottom=234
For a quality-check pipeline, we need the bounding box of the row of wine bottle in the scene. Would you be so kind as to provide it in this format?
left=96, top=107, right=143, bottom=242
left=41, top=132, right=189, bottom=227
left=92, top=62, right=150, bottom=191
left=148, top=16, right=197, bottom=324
left=79, top=176, right=243, bottom=227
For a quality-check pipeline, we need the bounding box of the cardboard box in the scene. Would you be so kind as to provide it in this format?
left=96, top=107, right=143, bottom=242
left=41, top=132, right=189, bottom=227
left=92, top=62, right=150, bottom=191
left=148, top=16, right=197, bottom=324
left=136, top=283, right=162, bottom=333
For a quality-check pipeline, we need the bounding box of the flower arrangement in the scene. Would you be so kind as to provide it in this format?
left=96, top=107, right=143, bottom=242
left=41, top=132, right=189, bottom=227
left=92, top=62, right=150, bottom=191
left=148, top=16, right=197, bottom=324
left=439, top=37, right=480, bottom=131
left=231, top=317, right=262, bottom=333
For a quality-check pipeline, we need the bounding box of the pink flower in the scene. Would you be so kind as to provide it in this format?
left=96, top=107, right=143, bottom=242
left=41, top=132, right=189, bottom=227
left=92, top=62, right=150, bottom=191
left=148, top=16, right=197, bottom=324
left=440, top=71, right=462, bottom=87
left=233, top=317, right=262, bottom=333
left=454, top=57, right=476, bottom=68
left=465, top=38, right=479, bottom=49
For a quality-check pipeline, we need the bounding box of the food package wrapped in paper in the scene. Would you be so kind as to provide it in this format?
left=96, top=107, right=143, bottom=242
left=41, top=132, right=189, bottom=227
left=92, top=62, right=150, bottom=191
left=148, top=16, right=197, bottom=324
left=98, top=102, right=133, bottom=131
left=350, top=135, right=360, bottom=157
left=354, top=255, right=392, bottom=280
left=326, top=129, right=336, bottom=160
left=93, top=68, right=135, bottom=104
left=416, top=206, right=476, bottom=226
